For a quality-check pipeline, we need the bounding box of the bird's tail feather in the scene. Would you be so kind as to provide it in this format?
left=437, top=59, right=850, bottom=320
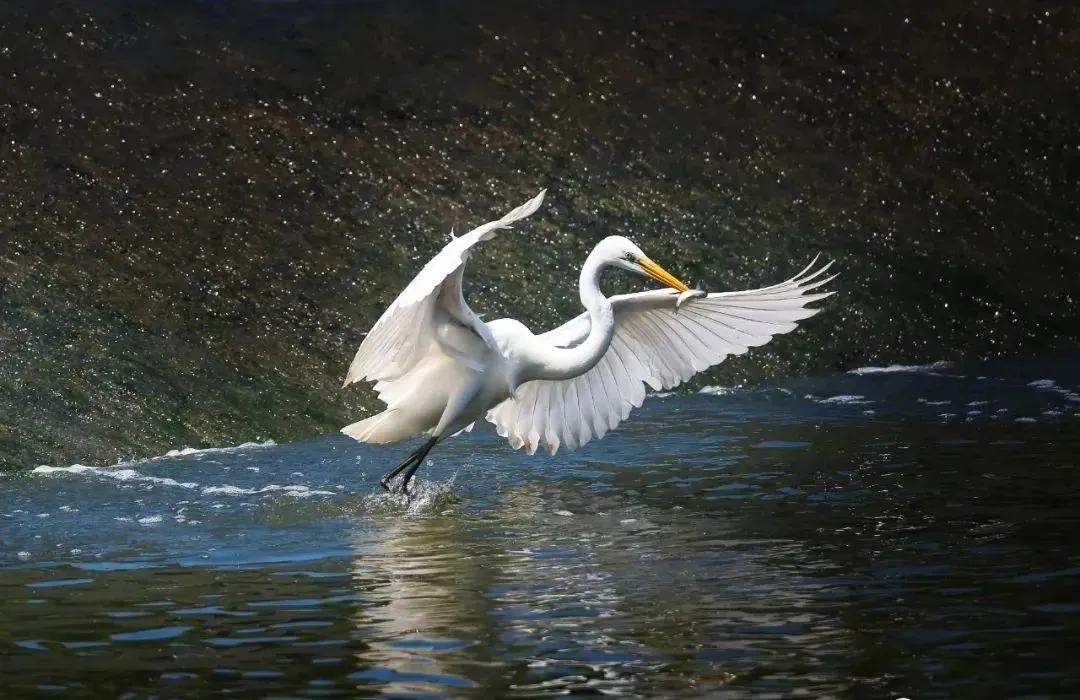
left=340, top=410, right=418, bottom=444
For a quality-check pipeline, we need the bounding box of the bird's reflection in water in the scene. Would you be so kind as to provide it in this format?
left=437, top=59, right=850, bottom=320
left=343, top=481, right=645, bottom=695
left=346, top=503, right=497, bottom=696
left=344, top=474, right=855, bottom=696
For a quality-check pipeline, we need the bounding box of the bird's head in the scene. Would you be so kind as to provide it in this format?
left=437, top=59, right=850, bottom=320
left=597, top=235, right=690, bottom=292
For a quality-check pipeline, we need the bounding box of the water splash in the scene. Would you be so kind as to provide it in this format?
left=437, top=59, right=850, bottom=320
left=847, top=362, right=954, bottom=376
left=349, top=475, right=463, bottom=518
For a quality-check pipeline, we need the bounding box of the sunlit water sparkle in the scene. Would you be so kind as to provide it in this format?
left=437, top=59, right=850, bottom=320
left=2, top=356, right=1079, bottom=698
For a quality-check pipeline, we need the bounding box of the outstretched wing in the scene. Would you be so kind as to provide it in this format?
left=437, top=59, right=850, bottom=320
left=343, top=189, right=547, bottom=391
left=486, top=256, right=837, bottom=455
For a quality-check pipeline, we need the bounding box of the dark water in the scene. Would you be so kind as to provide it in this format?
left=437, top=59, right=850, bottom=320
left=4, top=357, right=1079, bottom=698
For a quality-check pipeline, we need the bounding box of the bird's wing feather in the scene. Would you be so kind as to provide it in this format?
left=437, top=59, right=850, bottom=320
left=342, top=190, right=547, bottom=389
left=486, top=256, right=837, bottom=455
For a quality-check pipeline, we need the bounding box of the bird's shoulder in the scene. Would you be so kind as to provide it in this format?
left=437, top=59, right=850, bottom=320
left=486, top=317, right=533, bottom=341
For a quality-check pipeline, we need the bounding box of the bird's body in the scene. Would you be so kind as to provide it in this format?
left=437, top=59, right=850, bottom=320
left=342, top=190, right=836, bottom=492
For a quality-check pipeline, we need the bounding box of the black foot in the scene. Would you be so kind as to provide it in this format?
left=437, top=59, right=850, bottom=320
left=378, top=437, right=438, bottom=497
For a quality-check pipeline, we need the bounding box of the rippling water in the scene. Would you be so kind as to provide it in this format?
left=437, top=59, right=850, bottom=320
left=3, top=357, right=1079, bottom=697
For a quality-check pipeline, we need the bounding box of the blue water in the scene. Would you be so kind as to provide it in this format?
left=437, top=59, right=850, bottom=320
left=3, top=357, right=1079, bottom=698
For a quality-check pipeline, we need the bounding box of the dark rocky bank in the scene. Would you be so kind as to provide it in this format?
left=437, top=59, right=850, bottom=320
left=1, top=0, right=1077, bottom=468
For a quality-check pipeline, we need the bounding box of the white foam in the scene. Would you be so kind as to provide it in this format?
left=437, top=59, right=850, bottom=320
left=1028, top=379, right=1080, bottom=403
left=160, top=441, right=277, bottom=459
left=33, top=464, right=95, bottom=476
left=814, top=394, right=873, bottom=405
left=34, top=440, right=277, bottom=476
left=33, top=465, right=200, bottom=489
left=200, top=484, right=336, bottom=498
left=198, top=484, right=252, bottom=497
left=33, top=460, right=334, bottom=500
left=848, top=362, right=952, bottom=376
left=698, top=386, right=736, bottom=396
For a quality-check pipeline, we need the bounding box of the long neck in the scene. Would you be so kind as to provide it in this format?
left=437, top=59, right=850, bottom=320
left=530, top=252, right=615, bottom=381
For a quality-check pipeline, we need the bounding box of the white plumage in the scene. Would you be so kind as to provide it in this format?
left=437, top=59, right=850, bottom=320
left=342, top=189, right=836, bottom=492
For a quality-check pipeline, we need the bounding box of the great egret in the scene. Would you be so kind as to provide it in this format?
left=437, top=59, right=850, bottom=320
left=342, top=190, right=836, bottom=493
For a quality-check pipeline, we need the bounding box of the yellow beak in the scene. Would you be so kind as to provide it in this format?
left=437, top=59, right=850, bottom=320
left=639, top=257, right=690, bottom=293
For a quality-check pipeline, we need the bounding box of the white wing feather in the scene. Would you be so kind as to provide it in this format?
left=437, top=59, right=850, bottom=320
left=486, top=256, right=837, bottom=455
left=343, top=189, right=547, bottom=391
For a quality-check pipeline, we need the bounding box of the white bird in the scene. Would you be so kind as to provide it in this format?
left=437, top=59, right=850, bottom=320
left=341, top=189, right=836, bottom=493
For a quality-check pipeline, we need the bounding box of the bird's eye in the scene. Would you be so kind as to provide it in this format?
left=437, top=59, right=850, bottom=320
left=623, top=252, right=637, bottom=263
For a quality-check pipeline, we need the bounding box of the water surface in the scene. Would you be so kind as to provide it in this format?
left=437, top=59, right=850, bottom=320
left=3, top=357, right=1079, bottom=697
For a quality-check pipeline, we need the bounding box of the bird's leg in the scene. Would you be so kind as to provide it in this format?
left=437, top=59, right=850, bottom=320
left=379, top=443, right=425, bottom=491
left=397, top=436, right=439, bottom=495
left=379, top=436, right=439, bottom=494
left=385, top=378, right=476, bottom=495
